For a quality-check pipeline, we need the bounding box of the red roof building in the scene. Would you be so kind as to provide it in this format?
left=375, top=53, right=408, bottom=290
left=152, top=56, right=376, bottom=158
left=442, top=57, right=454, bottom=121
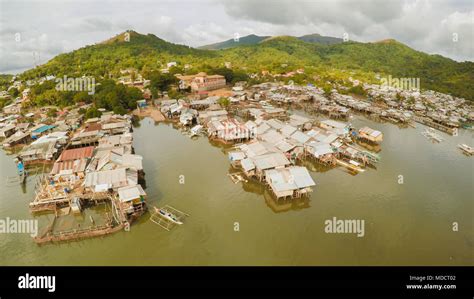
left=58, top=146, right=95, bottom=161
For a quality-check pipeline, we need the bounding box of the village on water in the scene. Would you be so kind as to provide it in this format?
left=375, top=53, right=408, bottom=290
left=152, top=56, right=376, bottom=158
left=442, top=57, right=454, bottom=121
left=0, top=61, right=473, bottom=244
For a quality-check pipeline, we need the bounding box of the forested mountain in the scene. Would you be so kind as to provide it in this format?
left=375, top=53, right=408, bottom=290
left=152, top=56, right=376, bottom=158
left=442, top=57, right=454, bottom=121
left=198, top=34, right=270, bottom=50
left=20, top=30, right=474, bottom=100
left=199, top=33, right=343, bottom=50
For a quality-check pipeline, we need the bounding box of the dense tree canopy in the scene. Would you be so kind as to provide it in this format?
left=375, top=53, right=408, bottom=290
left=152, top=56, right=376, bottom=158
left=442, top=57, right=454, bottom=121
left=25, top=78, right=143, bottom=115
left=17, top=31, right=474, bottom=101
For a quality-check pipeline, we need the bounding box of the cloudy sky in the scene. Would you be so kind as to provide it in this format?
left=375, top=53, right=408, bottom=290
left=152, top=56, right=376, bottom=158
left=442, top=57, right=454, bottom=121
left=0, top=0, right=472, bottom=74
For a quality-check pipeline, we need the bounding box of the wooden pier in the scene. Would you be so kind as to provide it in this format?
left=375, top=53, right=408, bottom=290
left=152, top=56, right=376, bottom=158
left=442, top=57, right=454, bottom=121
left=34, top=222, right=125, bottom=245
left=336, top=159, right=365, bottom=173
left=413, top=116, right=456, bottom=135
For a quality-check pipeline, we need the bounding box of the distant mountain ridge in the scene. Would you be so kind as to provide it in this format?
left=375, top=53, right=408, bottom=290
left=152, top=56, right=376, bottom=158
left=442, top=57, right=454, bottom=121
left=198, top=34, right=270, bottom=50
left=199, top=33, right=344, bottom=50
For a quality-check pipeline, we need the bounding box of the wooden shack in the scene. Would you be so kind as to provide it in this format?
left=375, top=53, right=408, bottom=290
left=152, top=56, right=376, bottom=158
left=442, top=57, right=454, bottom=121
left=358, top=127, right=383, bottom=144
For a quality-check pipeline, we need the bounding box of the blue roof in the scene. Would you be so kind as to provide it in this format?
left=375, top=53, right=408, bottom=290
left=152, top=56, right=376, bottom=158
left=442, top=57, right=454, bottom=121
left=32, top=125, right=56, bottom=134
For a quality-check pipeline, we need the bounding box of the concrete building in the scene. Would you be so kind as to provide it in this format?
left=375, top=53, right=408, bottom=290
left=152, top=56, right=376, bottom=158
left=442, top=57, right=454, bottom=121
left=177, top=72, right=226, bottom=93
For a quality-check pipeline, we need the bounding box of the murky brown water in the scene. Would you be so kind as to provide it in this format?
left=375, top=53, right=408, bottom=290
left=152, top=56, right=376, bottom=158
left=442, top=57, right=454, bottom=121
left=0, top=115, right=472, bottom=265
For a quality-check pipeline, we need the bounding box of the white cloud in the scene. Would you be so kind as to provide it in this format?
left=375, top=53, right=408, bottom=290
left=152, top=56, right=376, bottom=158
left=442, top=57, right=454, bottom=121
left=0, top=0, right=472, bottom=73
left=220, top=0, right=474, bottom=61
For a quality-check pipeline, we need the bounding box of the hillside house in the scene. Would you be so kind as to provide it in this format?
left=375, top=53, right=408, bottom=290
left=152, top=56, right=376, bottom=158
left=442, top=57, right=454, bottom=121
left=177, top=72, right=226, bottom=92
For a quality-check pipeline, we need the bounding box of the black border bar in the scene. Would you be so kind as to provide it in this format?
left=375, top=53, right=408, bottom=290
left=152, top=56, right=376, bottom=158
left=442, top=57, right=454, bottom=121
left=0, top=266, right=472, bottom=298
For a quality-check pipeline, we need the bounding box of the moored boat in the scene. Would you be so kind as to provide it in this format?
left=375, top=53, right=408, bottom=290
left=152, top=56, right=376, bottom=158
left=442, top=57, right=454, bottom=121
left=457, top=144, right=474, bottom=156
left=154, top=207, right=183, bottom=225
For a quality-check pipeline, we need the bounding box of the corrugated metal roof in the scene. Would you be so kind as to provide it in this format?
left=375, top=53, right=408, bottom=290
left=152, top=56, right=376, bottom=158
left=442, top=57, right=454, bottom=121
left=32, top=125, right=55, bottom=134
left=266, top=119, right=284, bottom=130
left=265, top=166, right=315, bottom=193
left=102, top=122, right=129, bottom=130
left=228, top=151, right=246, bottom=161
left=84, top=123, right=102, bottom=132
left=289, top=114, right=311, bottom=127
left=244, top=120, right=256, bottom=130
left=241, top=158, right=255, bottom=172
left=73, top=130, right=100, bottom=139
left=280, top=125, right=297, bottom=137
left=289, top=166, right=316, bottom=188
left=0, top=124, right=15, bottom=133
left=256, top=123, right=270, bottom=135
left=252, top=152, right=290, bottom=170
left=98, top=134, right=133, bottom=148
left=51, top=158, right=88, bottom=175
left=122, top=154, right=143, bottom=170
left=305, top=129, right=321, bottom=138
left=240, top=141, right=274, bottom=157
left=320, top=120, right=347, bottom=129
left=290, top=131, right=311, bottom=144
left=84, top=168, right=128, bottom=188
left=117, top=184, right=146, bottom=202
left=248, top=108, right=264, bottom=118
left=323, top=134, right=339, bottom=144
left=59, top=146, right=94, bottom=161
left=359, top=126, right=382, bottom=137
left=275, top=140, right=295, bottom=152
left=265, top=170, right=295, bottom=192
left=260, top=129, right=285, bottom=145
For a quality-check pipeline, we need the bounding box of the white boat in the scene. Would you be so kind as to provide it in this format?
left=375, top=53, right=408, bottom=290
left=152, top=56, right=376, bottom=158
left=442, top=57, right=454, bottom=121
left=349, top=160, right=360, bottom=167
left=154, top=207, right=183, bottom=225
left=190, top=125, right=203, bottom=137
left=458, top=144, right=474, bottom=155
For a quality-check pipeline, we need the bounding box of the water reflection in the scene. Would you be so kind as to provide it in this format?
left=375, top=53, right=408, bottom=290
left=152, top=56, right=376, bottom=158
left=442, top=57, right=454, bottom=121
left=355, top=140, right=382, bottom=153
left=299, top=159, right=334, bottom=173
left=229, top=165, right=313, bottom=214
left=0, top=115, right=472, bottom=265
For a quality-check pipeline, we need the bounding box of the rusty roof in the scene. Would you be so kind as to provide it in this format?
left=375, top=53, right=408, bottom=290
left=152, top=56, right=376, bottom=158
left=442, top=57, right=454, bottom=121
left=58, top=146, right=94, bottom=161
left=84, top=123, right=102, bottom=132
left=51, top=158, right=88, bottom=175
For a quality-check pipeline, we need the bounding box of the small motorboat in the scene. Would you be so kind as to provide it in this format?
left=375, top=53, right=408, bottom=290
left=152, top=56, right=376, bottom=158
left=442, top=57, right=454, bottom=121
left=16, top=160, right=27, bottom=184
left=154, top=207, right=183, bottom=225
left=458, top=144, right=474, bottom=156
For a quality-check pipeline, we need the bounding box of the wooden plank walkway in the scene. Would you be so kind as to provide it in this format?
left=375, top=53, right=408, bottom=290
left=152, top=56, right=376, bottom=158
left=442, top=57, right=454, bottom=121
left=33, top=223, right=125, bottom=245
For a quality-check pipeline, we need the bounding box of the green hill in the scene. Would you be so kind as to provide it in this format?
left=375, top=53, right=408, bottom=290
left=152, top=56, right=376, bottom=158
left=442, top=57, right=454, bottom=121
left=22, top=31, right=217, bottom=79
left=20, top=31, right=474, bottom=100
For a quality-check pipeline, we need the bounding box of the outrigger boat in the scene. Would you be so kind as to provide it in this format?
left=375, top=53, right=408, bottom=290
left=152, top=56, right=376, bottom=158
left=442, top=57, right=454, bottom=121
left=154, top=207, right=183, bottom=225
left=150, top=205, right=189, bottom=231
left=458, top=144, right=474, bottom=156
